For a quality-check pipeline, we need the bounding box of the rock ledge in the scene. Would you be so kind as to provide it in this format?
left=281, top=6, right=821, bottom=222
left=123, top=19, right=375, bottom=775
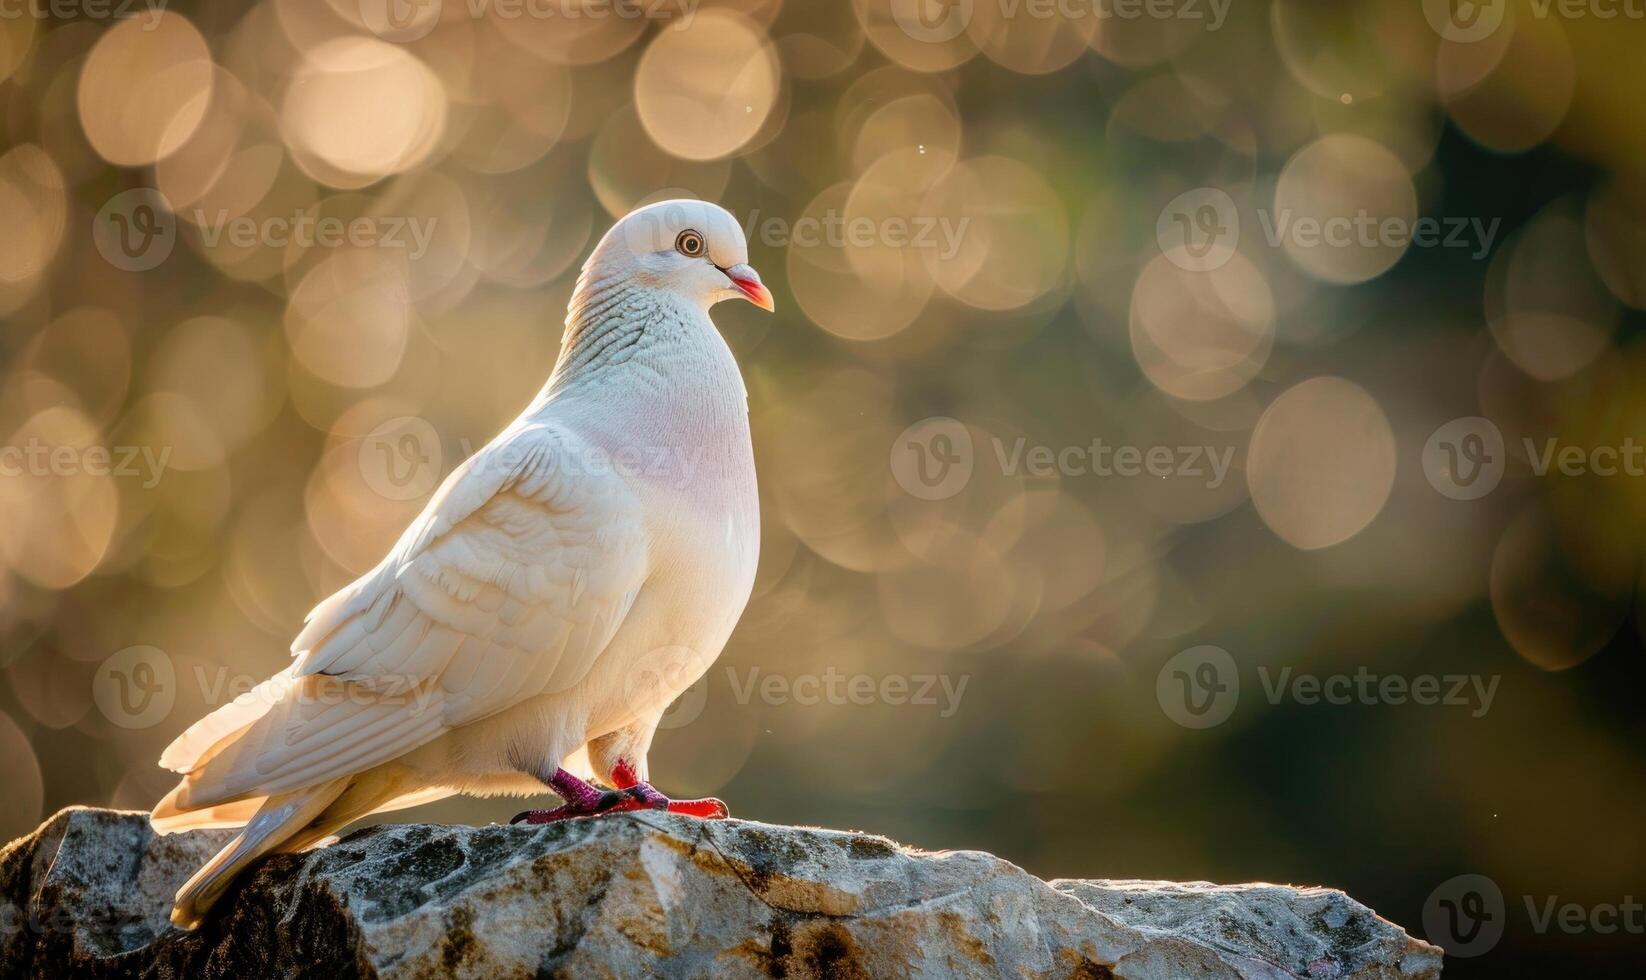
left=0, top=807, right=1441, bottom=979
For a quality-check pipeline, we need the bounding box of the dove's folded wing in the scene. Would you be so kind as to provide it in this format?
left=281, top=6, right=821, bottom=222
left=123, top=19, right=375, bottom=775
left=160, top=422, right=650, bottom=808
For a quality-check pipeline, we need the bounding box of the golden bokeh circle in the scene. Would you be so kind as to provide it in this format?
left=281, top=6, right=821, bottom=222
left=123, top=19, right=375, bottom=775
left=1246, top=377, right=1396, bottom=551
left=634, top=10, right=781, bottom=162
left=281, top=37, right=449, bottom=188
left=1129, top=251, right=1275, bottom=402
left=1273, top=134, right=1416, bottom=284
left=78, top=13, right=214, bottom=166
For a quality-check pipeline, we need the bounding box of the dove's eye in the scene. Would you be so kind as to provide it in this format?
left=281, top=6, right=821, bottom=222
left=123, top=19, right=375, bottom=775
left=675, top=230, right=706, bottom=257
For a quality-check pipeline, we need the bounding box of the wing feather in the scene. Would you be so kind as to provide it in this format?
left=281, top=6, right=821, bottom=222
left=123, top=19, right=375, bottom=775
left=173, top=422, right=649, bottom=809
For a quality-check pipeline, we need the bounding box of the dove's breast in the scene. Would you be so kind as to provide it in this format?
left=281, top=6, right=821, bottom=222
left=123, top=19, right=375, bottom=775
left=627, top=389, right=760, bottom=648
left=539, top=310, right=761, bottom=732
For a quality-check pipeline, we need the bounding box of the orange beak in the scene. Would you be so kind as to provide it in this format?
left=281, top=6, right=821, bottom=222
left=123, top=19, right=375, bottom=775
left=723, top=263, right=775, bottom=312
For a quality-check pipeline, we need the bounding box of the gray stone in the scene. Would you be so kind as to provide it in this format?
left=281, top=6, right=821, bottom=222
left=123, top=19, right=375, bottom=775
left=0, top=807, right=1442, bottom=979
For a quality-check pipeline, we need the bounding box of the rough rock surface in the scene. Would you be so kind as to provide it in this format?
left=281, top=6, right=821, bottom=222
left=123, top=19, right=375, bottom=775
left=0, top=807, right=1442, bottom=979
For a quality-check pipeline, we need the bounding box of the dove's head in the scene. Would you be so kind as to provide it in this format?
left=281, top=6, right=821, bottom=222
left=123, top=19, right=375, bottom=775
left=585, top=199, right=774, bottom=313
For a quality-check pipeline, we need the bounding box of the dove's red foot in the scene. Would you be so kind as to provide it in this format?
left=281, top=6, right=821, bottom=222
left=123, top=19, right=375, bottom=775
left=511, top=766, right=728, bottom=825
left=608, top=758, right=728, bottom=816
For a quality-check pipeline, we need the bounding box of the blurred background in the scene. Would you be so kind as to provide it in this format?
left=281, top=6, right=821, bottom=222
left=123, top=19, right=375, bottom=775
left=1, top=0, right=1643, bottom=975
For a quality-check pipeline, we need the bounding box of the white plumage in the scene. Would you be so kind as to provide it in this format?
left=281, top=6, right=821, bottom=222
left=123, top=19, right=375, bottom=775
left=153, top=200, right=771, bottom=929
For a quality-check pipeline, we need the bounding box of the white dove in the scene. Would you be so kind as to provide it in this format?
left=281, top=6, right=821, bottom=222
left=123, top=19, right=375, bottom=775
left=152, top=199, right=773, bottom=930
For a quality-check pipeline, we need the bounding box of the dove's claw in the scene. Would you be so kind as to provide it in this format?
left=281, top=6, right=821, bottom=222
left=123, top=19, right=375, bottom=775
left=511, top=767, right=730, bottom=824
left=663, top=797, right=730, bottom=818
left=606, top=783, right=730, bottom=819
left=510, top=794, right=649, bottom=824
left=609, top=758, right=731, bottom=818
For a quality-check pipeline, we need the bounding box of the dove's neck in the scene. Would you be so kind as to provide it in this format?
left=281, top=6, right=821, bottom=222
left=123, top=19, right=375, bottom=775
left=529, top=275, right=749, bottom=438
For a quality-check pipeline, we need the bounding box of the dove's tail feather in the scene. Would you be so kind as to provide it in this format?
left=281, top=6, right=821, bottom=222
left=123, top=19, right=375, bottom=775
left=169, top=777, right=349, bottom=930
left=165, top=769, right=441, bottom=930
left=151, top=792, right=267, bottom=833
left=158, top=668, right=297, bottom=776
